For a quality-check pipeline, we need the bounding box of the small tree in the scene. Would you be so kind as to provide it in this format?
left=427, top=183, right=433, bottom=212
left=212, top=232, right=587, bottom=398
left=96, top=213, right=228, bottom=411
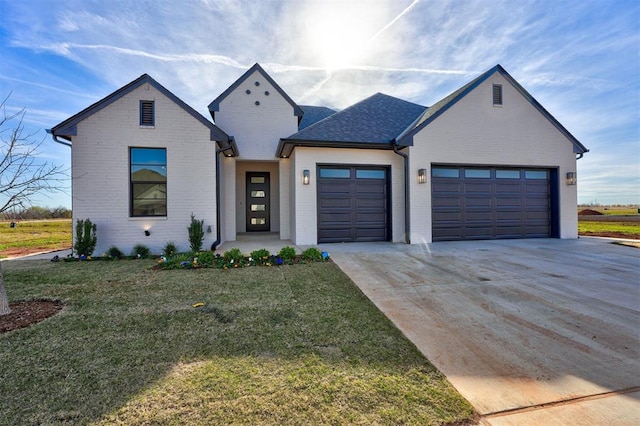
left=188, top=213, right=205, bottom=252
left=75, top=218, right=97, bottom=256
left=0, top=262, right=9, bottom=315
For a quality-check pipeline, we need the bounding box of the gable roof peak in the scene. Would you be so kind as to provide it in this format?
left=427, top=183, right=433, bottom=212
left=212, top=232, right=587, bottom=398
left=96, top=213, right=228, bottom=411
left=49, top=73, right=230, bottom=144
left=208, top=63, right=303, bottom=119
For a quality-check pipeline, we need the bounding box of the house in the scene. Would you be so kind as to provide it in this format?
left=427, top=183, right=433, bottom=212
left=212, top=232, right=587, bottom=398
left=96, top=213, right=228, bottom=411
left=49, top=63, right=588, bottom=255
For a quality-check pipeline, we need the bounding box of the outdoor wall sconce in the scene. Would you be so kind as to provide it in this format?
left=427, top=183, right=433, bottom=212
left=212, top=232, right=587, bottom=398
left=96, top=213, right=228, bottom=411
left=303, top=169, right=310, bottom=185
left=417, top=168, right=427, bottom=184
left=144, top=229, right=151, bottom=237
left=566, top=172, right=577, bottom=185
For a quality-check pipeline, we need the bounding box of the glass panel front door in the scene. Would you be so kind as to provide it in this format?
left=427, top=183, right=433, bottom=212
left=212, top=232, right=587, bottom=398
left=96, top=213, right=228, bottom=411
left=246, top=172, right=270, bottom=231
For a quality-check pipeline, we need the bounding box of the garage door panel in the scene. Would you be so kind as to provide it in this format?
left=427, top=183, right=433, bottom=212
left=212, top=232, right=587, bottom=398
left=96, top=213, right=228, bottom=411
left=318, top=166, right=390, bottom=243
left=433, top=182, right=461, bottom=193
left=433, top=197, right=462, bottom=208
left=319, top=198, right=352, bottom=209
left=432, top=166, right=552, bottom=241
left=464, top=183, right=492, bottom=193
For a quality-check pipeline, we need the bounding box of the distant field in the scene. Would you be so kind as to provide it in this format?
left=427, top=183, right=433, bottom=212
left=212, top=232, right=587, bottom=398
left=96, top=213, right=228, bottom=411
left=0, top=219, right=72, bottom=258
left=578, top=206, right=639, bottom=216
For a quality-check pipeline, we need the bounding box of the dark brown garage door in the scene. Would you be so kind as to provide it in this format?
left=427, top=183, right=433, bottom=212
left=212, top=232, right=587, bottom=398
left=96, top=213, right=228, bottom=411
left=317, top=165, right=390, bottom=243
left=432, top=166, right=553, bottom=241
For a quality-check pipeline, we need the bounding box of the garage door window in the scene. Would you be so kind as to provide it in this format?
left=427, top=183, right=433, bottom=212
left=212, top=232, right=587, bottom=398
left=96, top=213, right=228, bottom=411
left=525, top=170, right=548, bottom=179
left=432, top=167, right=460, bottom=178
left=319, top=168, right=350, bottom=178
left=496, top=169, right=521, bottom=179
left=356, top=169, right=385, bottom=179
left=465, top=169, right=491, bottom=178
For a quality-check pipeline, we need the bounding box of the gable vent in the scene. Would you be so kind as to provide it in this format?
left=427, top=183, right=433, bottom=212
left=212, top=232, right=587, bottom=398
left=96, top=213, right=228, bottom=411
left=140, top=100, right=155, bottom=126
left=493, top=84, right=503, bottom=106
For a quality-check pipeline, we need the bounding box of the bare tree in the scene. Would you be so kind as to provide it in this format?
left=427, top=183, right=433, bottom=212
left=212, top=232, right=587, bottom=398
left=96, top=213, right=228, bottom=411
left=0, top=94, right=68, bottom=316
left=1, top=94, right=68, bottom=215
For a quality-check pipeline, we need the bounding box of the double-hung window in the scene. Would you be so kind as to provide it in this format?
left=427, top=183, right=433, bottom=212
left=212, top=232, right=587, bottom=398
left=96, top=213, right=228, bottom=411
left=130, top=147, right=167, bottom=217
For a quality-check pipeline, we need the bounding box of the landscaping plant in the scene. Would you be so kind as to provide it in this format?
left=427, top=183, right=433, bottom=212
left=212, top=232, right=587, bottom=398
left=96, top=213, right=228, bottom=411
left=74, top=218, right=97, bottom=257
left=131, top=244, right=151, bottom=259
left=188, top=213, right=205, bottom=252
left=278, top=246, right=297, bottom=264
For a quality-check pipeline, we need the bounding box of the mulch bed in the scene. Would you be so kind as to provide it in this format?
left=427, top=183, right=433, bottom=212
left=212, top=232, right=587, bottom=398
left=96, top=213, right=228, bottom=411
left=0, top=300, right=64, bottom=334
left=578, top=209, right=604, bottom=215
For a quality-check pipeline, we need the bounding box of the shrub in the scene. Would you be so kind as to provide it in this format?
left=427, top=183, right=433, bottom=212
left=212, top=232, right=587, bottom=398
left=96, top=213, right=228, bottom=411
left=223, top=248, right=245, bottom=268
left=250, top=248, right=271, bottom=265
left=131, top=244, right=151, bottom=259
left=195, top=251, right=215, bottom=267
left=278, top=246, right=297, bottom=264
left=107, top=246, right=124, bottom=259
left=162, top=241, right=178, bottom=257
left=188, top=213, right=205, bottom=252
left=302, top=247, right=323, bottom=262
left=74, top=219, right=97, bottom=257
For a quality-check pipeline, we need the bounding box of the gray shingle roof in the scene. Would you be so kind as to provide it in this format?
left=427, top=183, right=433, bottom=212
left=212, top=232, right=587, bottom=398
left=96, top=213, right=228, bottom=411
left=298, top=105, right=337, bottom=130
left=291, top=92, right=425, bottom=143
left=277, top=93, right=426, bottom=157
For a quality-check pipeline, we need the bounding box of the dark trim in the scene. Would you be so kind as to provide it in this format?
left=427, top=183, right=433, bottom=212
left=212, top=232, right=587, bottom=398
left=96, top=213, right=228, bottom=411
left=50, top=74, right=230, bottom=143
left=549, top=168, right=560, bottom=238
left=211, top=139, right=237, bottom=251
left=397, top=65, right=588, bottom=155
left=277, top=138, right=395, bottom=158
left=208, top=63, right=304, bottom=120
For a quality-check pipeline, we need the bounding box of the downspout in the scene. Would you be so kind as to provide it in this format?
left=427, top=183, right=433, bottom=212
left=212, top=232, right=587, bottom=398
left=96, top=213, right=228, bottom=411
left=576, top=153, right=584, bottom=160
left=211, top=142, right=235, bottom=251
left=393, top=143, right=411, bottom=244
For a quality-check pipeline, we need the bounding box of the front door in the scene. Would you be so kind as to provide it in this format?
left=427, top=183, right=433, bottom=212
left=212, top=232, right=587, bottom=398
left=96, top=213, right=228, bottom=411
left=246, top=172, right=270, bottom=232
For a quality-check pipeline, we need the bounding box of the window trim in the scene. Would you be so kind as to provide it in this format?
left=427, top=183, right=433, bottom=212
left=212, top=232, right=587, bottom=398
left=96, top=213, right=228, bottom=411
left=130, top=147, right=167, bottom=217
left=139, top=100, right=155, bottom=126
left=492, top=84, right=503, bottom=106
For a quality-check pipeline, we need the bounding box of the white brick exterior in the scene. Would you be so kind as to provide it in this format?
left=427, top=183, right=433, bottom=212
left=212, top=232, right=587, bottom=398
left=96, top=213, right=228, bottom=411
left=408, top=72, right=579, bottom=243
left=61, top=66, right=583, bottom=251
left=289, top=148, right=405, bottom=245
left=214, top=70, right=299, bottom=161
left=71, top=83, right=218, bottom=255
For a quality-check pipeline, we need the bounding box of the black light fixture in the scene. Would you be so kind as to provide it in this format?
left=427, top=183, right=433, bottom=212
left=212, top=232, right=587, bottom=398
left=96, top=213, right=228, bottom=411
left=144, top=229, right=151, bottom=237
left=566, top=172, right=577, bottom=185
left=303, top=169, right=310, bottom=185
left=418, top=169, right=427, bottom=184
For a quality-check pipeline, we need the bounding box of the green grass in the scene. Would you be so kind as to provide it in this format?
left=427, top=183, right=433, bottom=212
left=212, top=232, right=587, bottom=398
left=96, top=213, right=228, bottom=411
left=578, top=221, right=640, bottom=238
left=0, top=260, right=474, bottom=425
left=0, top=219, right=72, bottom=258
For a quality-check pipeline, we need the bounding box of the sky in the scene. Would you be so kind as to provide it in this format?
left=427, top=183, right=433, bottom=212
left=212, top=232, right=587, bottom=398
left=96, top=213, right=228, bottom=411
left=1, top=0, right=638, bottom=209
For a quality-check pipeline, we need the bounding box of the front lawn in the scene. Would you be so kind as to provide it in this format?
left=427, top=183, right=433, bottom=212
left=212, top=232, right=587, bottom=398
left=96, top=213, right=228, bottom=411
left=0, top=260, right=474, bottom=425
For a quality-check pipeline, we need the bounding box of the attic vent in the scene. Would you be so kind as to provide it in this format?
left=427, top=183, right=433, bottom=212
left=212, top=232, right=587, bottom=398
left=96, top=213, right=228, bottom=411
left=140, top=100, right=155, bottom=126
left=493, top=84, right=503, bottom=106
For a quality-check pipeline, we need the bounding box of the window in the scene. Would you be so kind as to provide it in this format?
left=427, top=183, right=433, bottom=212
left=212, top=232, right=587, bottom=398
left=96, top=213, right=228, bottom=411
left=356, top=169, right=385, bottom=179
left=493, top=84, right=503, bottom=106
left=525, top=170, right=548, bottom=180
left=130, top=148, right=166, bottom=216
left=140, top=100, right=155, bottom=126
left=496, top=169, right=521, bottom=179
left=319, top=168, right=350, bottom=178
left=464, top=169, right=490, bottom=178
left=431, top=167, right=460, bottom=178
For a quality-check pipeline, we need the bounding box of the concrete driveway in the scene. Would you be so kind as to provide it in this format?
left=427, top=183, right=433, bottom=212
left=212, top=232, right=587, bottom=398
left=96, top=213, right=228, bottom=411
left=326, top=238, right=640, bottom=425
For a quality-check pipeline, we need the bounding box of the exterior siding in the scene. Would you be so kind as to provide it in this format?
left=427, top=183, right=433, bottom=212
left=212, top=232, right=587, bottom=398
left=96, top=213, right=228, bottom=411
left=215, top=70, right=299, bottom=161
left=409, top=72, right=579, bottom=243
left=71, top=83, right=217, bottom=255
left=290, top=148, right=405, bottom=245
